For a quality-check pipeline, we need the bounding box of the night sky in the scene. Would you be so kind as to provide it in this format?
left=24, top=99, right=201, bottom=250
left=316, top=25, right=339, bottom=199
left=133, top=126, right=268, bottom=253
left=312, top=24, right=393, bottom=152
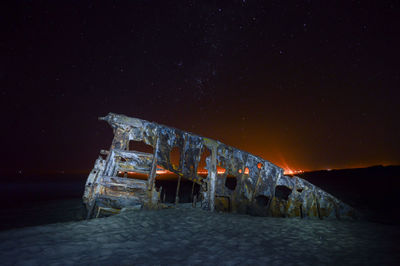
left=1, top=1, right=399, bottom=175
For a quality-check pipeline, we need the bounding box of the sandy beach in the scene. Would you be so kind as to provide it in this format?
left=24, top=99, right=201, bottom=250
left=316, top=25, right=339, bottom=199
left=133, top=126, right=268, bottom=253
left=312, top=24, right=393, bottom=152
left=1, top=204, right=399, bottom=265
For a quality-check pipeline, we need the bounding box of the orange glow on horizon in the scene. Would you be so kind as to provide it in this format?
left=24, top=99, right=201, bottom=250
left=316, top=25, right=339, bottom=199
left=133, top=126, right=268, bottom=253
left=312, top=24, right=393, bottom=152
left=276, top=153, right=304, bottom=175
left=121, top=166, right=229, bottom=178
left=283, top=168, right=304, bottom=175
left=194, top=166, right=226, bottom=175
left=155, top=169, right=172, bottom=175
left=119, top=157, right=307, bottom=177
left=122, top=166, right=304, bottom=177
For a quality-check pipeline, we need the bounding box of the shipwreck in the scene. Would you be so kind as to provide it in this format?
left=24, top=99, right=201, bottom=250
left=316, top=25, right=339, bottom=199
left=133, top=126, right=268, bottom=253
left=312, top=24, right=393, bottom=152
left=83, top=113, right=356, bottom=219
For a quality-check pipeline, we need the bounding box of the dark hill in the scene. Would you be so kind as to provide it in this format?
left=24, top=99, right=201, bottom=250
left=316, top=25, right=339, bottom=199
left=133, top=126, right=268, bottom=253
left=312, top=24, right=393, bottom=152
left=297, top=165, right=400, bottom=224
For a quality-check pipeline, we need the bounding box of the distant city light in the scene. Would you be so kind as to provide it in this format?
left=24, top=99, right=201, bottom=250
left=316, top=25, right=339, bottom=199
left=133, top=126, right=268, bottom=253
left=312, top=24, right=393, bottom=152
left=284, top=168, right=304, bottom=175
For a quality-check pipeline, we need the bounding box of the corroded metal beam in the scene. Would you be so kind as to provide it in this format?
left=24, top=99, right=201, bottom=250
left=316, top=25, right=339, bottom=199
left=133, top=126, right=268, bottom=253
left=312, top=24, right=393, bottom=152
left=83, top=113, right=357, bottom=219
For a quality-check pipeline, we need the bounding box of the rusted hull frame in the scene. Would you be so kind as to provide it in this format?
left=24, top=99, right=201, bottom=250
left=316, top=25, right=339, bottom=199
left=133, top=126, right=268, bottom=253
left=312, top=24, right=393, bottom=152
left=83, top=113, right=357, bottom=219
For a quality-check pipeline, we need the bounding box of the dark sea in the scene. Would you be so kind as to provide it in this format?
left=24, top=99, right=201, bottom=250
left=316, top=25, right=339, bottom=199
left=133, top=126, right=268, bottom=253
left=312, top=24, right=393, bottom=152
left=0, top=174, right=87, bottom=231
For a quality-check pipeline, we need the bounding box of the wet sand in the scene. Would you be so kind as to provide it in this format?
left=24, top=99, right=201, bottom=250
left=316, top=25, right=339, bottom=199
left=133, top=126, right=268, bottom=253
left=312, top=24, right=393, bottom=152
left=0, top=205, right=399, bottom=265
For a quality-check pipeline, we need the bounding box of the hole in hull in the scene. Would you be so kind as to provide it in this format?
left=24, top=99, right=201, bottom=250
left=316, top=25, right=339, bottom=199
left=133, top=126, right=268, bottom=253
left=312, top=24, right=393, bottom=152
left=170, top=147, right=181, bottom=170
left=225, top=176, right=237, bottom=190
left=244, top=167, right=249, bottom=175
left=198, top=147, right=211, bottom=175
left=128, top=140, right=154, bottom=154
left=255, top=195, right=270, bottom=207
left=275, top=185, right=292, bottom=200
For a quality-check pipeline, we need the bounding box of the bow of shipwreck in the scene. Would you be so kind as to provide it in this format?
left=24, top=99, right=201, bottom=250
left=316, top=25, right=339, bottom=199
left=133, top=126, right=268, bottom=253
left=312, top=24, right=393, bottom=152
left=83, top=113, right=357, bottom=219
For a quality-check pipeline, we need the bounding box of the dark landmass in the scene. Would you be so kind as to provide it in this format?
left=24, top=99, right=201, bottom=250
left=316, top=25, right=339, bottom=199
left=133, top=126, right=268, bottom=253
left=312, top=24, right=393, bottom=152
left=297, top=165, right=400, bottom=224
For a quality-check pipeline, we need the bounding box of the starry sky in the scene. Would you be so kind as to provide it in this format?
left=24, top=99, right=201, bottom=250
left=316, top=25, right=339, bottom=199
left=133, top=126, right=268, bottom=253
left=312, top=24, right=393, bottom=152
left=1, top=1, right=399, bottom=175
